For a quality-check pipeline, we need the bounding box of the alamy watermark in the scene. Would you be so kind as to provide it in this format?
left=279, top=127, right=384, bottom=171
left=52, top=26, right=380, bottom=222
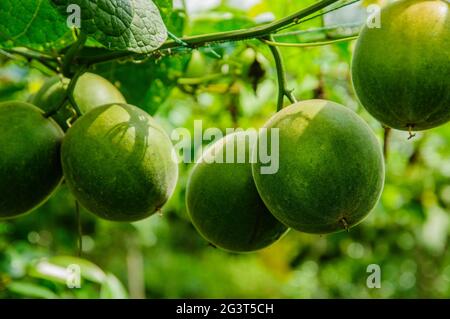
left=66, top=4, right=81, bottom=28
left=366, top=4, right=381, bottom=29
left=170, top=121, right=280, bottom=175
left=366, top=264, right=381, bottom=288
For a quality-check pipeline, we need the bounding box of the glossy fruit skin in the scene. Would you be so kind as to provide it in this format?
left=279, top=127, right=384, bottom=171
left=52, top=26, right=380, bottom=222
left=352, top=0, right=450, bottom=131
left=61, top=103, right=178, bottom=222
left=186, top=132, right=288, bottom=252
left=0, top=101, right=64, bottom=219
left=32, top=73, right=126, bottom=130
left=252, top=100, right=385, bottom=234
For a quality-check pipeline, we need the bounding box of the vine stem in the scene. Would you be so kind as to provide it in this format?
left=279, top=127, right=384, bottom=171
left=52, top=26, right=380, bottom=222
left=62, top=32, right=87, bottom=76
left=273, top=22, right=362, bottom=38
left=44, top=95, right=69, bottom=118
left=79, top=0, right=341, bottom=65
left=262, top=35, right=358, bottom=48
left=45, top=66, right=87, bottom=119
left=4, top=0, right=343, bottom=71
left=265, top=36, right=296, bottom=111
left=383, top=126, right=391, bottom=161
left=66, top=66, right=87, bottom=117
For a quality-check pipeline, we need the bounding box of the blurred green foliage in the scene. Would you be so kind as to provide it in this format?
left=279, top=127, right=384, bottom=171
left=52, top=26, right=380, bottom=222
left=1, top=0, right=449, bottom=298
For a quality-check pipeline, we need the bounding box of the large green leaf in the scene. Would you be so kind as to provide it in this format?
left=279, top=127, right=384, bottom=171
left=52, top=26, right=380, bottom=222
left=52, top=0, right=168, bottom=53
left=0, top=0, right=70, bottom=49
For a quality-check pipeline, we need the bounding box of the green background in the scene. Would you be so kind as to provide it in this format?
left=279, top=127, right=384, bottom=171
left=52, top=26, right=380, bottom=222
left=1, top=0, right=450, bottom=298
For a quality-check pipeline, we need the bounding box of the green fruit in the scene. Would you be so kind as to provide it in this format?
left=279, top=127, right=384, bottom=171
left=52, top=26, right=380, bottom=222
left=32, top=73, right=126, bottom=130
left=61, top=103, right=178, bottom=222
left=184, top=50, right=207, bottom=78
left=252, top=100, right=385, bottom=234
left=186, top=132, right=288, bottom=252
left=352, top=0, right=450, bottom=131
left=0, top=101, right=64, bottom=219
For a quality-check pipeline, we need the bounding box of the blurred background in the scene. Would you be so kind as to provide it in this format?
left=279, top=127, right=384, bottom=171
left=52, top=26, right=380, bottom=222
left=1, top=0, right=450, bottom=298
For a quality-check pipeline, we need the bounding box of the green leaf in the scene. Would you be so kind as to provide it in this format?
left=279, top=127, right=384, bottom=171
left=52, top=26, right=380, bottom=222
left=0, top=0, right=70, bottom=50
left=95, top=54, right=189, bottom=114
left=100, top=273, right=128, bottom=299
left=189, top=12, right=255, bottom=35
left=153, top=0, right=185, bottom=35
left=154, top=0, right=172, bottom=14
left=7, top=281, right=58, bottom=299
left=52, top=0, right=168, bottom=53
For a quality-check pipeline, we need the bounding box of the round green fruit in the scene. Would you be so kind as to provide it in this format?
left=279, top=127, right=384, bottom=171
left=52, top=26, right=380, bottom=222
left=352, top=0, right=450, bottom=131
left=184, top=50, right=207, bottom=78
left=32, top=73, right=126, bottom=130
left=0, top=101, right=64, bottom=219
left=252, top=100, right=385, bottom=234
left=61, top=103, right=178, bottom=222
left=186, top=132, right=288, bottom=252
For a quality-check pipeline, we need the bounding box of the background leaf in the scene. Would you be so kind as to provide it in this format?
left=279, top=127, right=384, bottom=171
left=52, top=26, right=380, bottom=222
left=0, top=0, right=70, bottom=50
left=94, top=53, right=189, bottom=115
left=154, top=0, right=186, bottom=35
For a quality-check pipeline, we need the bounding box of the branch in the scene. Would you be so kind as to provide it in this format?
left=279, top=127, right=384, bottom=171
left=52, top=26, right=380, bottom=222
left=265, top=36, right=296, bottom=111
left=62, top=33, right=87, bottom=76
left=78, top=0, right=341, bottom=65
left=66, top=66, right=87, bottom=116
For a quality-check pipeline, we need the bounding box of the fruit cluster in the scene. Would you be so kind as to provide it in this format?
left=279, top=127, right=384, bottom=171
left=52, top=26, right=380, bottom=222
left=186, top=100, right=385, bottom=252
left=0, top=0, right=448, bottom=253
left=0, top=73, right=178, bottom=222
left=186, top=0, right=450, bottom=252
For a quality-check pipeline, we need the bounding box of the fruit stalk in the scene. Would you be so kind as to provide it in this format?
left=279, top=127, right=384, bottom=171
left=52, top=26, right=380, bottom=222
left=265, top=36, right=296, bottom=111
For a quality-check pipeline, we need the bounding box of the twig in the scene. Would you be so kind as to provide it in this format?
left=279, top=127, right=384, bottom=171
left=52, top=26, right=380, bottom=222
left=262, top=35, right=358, bottom=47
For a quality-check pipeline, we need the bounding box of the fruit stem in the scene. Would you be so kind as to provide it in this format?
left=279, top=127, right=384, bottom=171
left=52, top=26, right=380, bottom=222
left=62, top=32, right=87, bottom=77
left=75, top=200, right=83, bottom=257
left=407, top=125, right=416, bottom=140
left=44, top=95, right=69, bottom=118
left=340, top=217, right=349, bottom=232
left=66, top=66, right=88, bottom=118
left=265, top=35, right=297, bottom=111
left=383, top=126, right=391, bottom=161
